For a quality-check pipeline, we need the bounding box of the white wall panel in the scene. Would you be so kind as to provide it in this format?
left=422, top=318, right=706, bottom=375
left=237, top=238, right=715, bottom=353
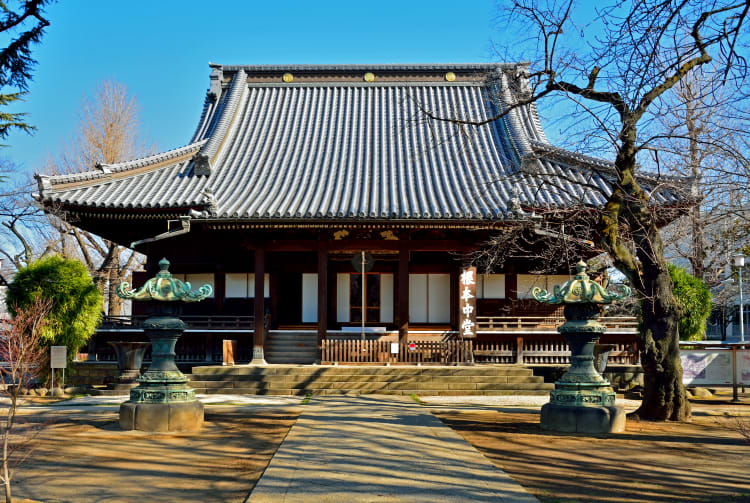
left=428, top=273, right=450, bottom=323
left=482, top=274, right=505, bottom=299
left=302, top=273, right=318, bottom=323
left=517, top=275, right=545, bottom=299
left=548, top=275, right=571, bottom=291
left=517, top=274, right=571, bottom=299
left=380, top=273, right=394, bottom=323
left=337, top=273, right=350, bottom=322
left=185, top=273, right=214, bottom=298
left=248, top=273, right=270, bottom=298
left=225, top=273, right=248, bottom=298
left=409, top=274, right=427, bottom=323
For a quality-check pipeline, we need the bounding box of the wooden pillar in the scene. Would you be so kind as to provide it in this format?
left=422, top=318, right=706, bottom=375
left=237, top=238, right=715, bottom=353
left=317, top=238, right=328, bottom=351
left=505, top=265, right=518, bottom=315
left=214, top=271, right=225, bottom=313
left=252, top=249, right=267, bottom=364
left=398, top=243, right=409, bottom=346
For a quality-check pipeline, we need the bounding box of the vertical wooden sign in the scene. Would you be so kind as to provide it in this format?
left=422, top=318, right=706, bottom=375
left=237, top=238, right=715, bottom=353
left=459, top=267, right=477, bottom=338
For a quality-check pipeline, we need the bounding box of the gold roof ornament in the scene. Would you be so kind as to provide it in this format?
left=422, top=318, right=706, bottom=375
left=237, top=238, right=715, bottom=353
left=282, top=73, right=294, bottom=83
left=445, top=72, right=456, bottom=82
left=363, top=72, right=375, bottom=82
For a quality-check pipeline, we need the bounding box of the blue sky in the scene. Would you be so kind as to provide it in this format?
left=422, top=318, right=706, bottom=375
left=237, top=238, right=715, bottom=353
left=5, top=0, right=502, bottom=174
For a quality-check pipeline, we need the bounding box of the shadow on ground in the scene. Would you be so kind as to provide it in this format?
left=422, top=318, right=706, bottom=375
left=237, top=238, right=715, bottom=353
left=435, top=405, right=750, bottom=503
left=12, top=406, right=300, bottom=503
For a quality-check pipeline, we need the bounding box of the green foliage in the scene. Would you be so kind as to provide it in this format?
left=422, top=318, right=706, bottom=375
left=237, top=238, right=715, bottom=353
left=0, top=0, right=51, bottom=139
left=5, top=255, right=102, bottom=357
left=669, top=264, right=712, bottom=341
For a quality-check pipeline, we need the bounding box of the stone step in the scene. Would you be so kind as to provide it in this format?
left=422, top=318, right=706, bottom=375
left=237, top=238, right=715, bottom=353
left=191, top=387, right=552, bottom=396
left=186, top=374, right=546, bottom=385
left=190, top=365, right=535, bottom=377
left=189, top=380, right=550, bottom=389
left=187, top=380, right=552, bottom=391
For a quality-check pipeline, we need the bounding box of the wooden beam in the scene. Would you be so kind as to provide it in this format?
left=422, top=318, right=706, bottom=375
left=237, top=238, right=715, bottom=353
left=252, top=249, right=267, bottom=364
left=242, top=239, right=474, bottom=252
left=317, top=238, right=328, bottom=351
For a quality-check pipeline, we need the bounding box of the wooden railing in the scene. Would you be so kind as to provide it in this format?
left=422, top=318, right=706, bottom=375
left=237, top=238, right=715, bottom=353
left=92, top=332, right=253, bottom=363
left=473, top=338, right=639, bottom=365
left=99, top=315, right=254, bottom=330
left=321, top=340, right=473, bottom=365
left=476, top=316, right=638, bottom=332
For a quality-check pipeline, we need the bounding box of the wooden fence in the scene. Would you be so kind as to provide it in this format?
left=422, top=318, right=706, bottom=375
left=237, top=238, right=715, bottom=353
left=473, top=337, right=639, bottom=365
left=475, top=316, right=638, bottom=331
left=321, top=339, right=473, bottom=365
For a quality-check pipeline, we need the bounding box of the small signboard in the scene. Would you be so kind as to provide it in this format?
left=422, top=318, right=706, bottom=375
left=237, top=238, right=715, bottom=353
left=739, top=351, right=750, bottom=385
left=408, top=342, right=416, bottom=351
left=681, top=349, right=750, bottom=386
left=390, top=342, right=399, bottom=354
left=681, top=350, right=732, bottom=385
left=458, top=267, right=477, bottom=338
left=50, top=346, right=67, bottom=369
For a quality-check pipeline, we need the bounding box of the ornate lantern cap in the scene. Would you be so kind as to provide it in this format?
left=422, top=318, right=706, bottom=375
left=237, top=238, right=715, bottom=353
left=116, top=258, right=213, bottom=302
left=532, top=260, right=630, bottom=305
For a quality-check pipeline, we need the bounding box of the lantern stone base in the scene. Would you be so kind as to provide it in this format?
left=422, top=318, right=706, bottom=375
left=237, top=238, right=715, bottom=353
left=540, top=402, right=625, bottom=434
left=119, top=400, right=203, bottom=432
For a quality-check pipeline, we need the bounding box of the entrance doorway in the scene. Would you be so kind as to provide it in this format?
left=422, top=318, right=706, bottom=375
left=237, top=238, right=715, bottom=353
left=337, top=272, right=394, bottom=324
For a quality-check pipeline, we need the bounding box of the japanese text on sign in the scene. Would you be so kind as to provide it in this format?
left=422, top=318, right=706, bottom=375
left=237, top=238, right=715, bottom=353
left=459, top=267, right=477, bottom=338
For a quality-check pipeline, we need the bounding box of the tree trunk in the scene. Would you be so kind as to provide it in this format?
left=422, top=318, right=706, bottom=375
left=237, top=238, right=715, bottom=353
left=690, top=203, right=704, bottom=280
left=3, top=403, right=12, bottom=503
left=606, top=122, right=691, bottom=421
left=635, top=266, right=691, bottom=420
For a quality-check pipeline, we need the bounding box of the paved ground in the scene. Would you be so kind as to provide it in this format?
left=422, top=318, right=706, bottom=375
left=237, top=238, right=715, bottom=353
left=248, top=395, right=538, bottom=502
left=419, top=394, right=642, bottom=410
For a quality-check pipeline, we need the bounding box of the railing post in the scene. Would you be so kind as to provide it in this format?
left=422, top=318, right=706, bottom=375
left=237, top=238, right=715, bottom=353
left=516, top=336, right=524, bottom=364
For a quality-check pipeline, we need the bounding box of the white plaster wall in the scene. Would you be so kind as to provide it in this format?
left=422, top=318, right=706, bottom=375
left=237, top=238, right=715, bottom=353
left=225, top=273, right=248, bottom=297
left=337, top=273, right=350, bottom=322
left=247, top=273, right=270, bottom=298
left=409, top=274, right=428, bottom=322
left=302, top=273, right=318, bottom=323
left=380, top=273, right=394, bottom=323
left=428, top=273, right=450, bottom=323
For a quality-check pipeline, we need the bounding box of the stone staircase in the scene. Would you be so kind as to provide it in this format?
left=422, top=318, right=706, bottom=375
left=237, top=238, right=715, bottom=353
left=264, top=331, right=318, bottom=364
left=186, top=365, right=554, bottom=396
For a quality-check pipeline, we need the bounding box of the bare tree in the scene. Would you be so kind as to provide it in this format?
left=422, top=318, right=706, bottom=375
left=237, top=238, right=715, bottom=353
left=0, top=297, right=51, bottom=503
left=655, top=72, right=750, bottom=281
left=47, top=81, right=149, bottom=315
left=0, top=164, right=64, bottom=269
left=421, top=1, right=749, bottom=420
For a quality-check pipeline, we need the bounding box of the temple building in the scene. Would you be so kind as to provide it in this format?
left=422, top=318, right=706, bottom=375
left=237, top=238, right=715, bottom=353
left=35, top=63, right=685, bottom=365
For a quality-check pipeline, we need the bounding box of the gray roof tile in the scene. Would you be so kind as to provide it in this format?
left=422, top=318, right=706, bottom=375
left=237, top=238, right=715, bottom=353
left=37, top=63, right=686, bottom=220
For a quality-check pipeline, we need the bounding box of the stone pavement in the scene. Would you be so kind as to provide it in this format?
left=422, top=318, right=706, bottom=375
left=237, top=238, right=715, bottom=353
left=248, top=395, right=538, bottom=502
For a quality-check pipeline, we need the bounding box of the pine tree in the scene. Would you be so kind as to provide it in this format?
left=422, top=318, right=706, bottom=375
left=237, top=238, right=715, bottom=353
left=0, top=0, right=51, bottom=140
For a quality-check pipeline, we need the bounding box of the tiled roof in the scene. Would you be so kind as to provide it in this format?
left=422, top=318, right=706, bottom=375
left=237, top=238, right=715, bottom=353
left=36, top=63, right=686, bottom=220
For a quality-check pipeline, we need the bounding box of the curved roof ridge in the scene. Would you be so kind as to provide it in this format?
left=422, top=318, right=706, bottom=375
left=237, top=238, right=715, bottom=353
left=189, top=95, right=218, bottom=143
left=528, top=139, right=614, bottom=170
left=192, top=69, right=247, bottom=176
left=527, top=139, right=691, bottom=184
left=38, top=140, right=208, bottom=189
